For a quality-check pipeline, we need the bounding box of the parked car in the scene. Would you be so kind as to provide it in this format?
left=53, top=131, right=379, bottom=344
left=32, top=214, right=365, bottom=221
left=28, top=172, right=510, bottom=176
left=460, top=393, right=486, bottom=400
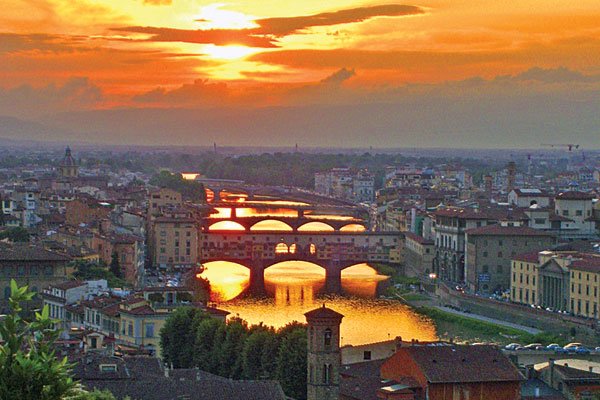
left=523, top=343, right=544, bottom=350
left=546, top=343, right=561, bottom=351
left=555, top=347, right=569, bottom=354
left=504, top=343, right=521, bottom=350
left=594, top=347, right=600, bottom=353
left=564, top=343, right=583, bottom=350
left=575, top=347, right=591, bottom=355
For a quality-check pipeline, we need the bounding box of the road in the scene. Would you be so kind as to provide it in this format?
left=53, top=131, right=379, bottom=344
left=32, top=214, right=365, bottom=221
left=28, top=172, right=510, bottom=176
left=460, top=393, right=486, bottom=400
left=435, top=306, right=542, bottom=335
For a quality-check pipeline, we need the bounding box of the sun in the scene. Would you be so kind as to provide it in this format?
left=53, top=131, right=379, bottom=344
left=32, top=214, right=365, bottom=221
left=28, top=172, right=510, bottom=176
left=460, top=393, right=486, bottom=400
left=195, top=4, right=258, bottom=30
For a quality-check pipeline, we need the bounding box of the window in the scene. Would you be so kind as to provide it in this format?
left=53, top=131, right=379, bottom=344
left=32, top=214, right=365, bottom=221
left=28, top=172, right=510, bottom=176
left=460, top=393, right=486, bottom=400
left=17, top=266, right=25, bottom=276
left=4, top=286, right=10, bottom=299
left=145, top=323, right=155, bottom=338
left=44, top=266, right=53, bottom=276
left=128, top=322, right=133, bottom=336
left=498, top=251, right=503, bottom=258
left=483, top=251, right=488, bottom=257
left=324, top=328, right=332, bottom=347
left=100, top=364, right=117, bottom=372
left=576, top=210, right=583, bottom=216
left=363, top=351, right=372, bottom=360
left=562, top=210, right=569, bottom=216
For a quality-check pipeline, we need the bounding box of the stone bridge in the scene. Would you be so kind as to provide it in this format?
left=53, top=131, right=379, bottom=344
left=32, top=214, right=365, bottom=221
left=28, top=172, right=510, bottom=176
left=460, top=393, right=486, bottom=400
left=200, top=231, right=402, bottom=294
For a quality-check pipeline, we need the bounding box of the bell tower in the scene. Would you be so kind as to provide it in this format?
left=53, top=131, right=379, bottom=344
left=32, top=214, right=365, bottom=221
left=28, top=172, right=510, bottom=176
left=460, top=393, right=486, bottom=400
left=304, top=304, right=344, bottom=400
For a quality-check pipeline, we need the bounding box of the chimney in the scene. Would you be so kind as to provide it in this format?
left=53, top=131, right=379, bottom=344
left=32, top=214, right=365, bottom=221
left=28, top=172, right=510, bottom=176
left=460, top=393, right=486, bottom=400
left=590, top=366, right=594, bottom=373
left=394, top=336, right=403, bottom=351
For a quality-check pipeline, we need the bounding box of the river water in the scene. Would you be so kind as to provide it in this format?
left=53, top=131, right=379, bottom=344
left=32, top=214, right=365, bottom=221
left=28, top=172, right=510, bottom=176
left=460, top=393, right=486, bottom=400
left=199, top=261, right=437, bottom=345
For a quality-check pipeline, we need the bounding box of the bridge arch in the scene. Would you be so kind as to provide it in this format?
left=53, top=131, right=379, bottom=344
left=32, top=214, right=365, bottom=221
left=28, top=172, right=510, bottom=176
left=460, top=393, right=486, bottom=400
left=250, top=219, right=294, bottom=231
left=339, top=223, right=366, bottom=232
left=297, top=221, right=335, bottom=232
left=199, top=261, right=250, bottom=301
left=208, top=221, right=246, bottom=231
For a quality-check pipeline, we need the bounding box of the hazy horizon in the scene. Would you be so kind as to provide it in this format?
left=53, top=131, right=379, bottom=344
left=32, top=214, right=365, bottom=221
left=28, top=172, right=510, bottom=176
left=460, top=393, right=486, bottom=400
left=1, top=1, right=599, bottom=148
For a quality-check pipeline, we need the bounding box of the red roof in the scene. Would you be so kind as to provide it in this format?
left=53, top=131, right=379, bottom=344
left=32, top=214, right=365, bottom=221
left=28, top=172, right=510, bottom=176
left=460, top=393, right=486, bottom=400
left=393, top=345, right=522, bottom=384
left=465, top=225, right=555, bottom=237
left=512, top=251, right=540, bottom=263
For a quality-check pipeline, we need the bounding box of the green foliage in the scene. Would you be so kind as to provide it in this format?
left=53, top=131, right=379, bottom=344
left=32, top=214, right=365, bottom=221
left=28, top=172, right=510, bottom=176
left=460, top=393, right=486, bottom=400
left=149, top=171, right=206, bottom=202
left=160, top=311, right=308, bottom=399
left=417, top=307, right=564, bottom=345
left=71, top=261, right=128, bottom=288
left=275, top=327, right=308, bottom=400
left=66, top=389, right=118, bottom=400
left=0, top=280, right=77, bottom=400
left=242, top=328, right=277, bottom=379
left=109, top=252, right=121, bottom=279
left=0, top=227, right=30, bottom=242
left=160, top=307, right=208, bottom=368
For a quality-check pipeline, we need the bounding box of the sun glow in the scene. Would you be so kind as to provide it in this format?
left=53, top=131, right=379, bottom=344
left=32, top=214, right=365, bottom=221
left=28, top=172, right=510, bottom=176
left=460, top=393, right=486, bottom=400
left=195, top=4, right=258, bottom=30
left=202, top=44, right=259, bottom=60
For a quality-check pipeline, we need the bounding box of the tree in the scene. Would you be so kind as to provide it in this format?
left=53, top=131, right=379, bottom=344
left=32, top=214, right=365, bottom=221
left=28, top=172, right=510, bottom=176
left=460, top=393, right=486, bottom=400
left=275, top=326, right=308, bottom=400
left=218, top=318, right=248, bottom=379
left=0, top=280, right=77, bottom=399
left=0, top=227, right=30, bottom=242
left=193, top=318, right=223, bottom=373
left=109, top=252, right=121, bottom=278
left=149, top=171, right=206, bottom=202
left=159, top=307, right=207, bottom=368
left=242, top=328, right=276, bottom=379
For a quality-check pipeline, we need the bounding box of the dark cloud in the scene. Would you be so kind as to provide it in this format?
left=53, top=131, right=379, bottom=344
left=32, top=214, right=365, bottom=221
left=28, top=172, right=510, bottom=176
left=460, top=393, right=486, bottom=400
left=132, top=79, right=229, bottom=105
left=0, top=77, right=103, bottom=118
left=111, top=26, right=278, bottom=48
left=321, top=67, right=356, bottom=84
left=514, top=66, right=600, bottom=83
left=250, top=4, right=424, bottom=37
left=113, top=4, right=424, bottom=48
left=0, top=33, right=84, bottom=54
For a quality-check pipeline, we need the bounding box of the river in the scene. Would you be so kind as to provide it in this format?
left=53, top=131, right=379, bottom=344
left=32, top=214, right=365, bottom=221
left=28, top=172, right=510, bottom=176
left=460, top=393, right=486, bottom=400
left=199, top=261, right=437, bottom=345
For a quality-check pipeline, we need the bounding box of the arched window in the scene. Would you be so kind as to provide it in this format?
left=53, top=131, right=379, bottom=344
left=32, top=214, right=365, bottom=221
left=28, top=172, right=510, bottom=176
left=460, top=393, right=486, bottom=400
left=309, top=243, right=316, bottom=255
left=322, top=363, right=330, bottom=384
left=289, top=244, right=297, bottom=254
left=324, top=328, right=332, bottom=348
left=275, top=243, right=289, bottom=254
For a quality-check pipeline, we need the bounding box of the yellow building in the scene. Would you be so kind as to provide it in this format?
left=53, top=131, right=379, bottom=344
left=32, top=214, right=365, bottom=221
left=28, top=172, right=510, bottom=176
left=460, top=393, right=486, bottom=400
left=510, top=251, right=540, bottom=305
left=151, top=214, right=198, bottom=270
left=568, top=257, right=600, bottom=318
left=148, top=188, right=182, bottom=218
left=118, top=298, right=170, bottom=358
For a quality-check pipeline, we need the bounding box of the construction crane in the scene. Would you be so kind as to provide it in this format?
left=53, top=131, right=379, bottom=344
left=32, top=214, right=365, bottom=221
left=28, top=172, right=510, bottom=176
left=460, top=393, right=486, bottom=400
left=541, top=143, right=580, bottom=151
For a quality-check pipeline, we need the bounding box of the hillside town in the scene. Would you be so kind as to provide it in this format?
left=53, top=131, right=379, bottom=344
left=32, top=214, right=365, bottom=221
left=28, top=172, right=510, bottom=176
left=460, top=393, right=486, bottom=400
left=0, top=145, right=599, bottom=399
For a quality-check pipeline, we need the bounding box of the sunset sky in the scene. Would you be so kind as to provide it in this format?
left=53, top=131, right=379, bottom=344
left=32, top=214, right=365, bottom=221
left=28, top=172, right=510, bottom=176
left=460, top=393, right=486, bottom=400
left=1, top=0, right=600, bottom=147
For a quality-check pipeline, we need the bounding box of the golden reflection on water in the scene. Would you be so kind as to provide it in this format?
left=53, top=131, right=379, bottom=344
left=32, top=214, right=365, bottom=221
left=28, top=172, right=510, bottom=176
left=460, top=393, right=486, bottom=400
left=199, top=261, right=437, bottom=345
left=249, top=219, right=294, bottom=231
left=236, top=208, right=298, bottom=218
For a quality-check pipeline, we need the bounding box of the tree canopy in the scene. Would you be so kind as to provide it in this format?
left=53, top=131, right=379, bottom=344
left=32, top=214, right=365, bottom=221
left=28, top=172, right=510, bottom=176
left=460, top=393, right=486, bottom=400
left=160, top=309, right=308, bottom=399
